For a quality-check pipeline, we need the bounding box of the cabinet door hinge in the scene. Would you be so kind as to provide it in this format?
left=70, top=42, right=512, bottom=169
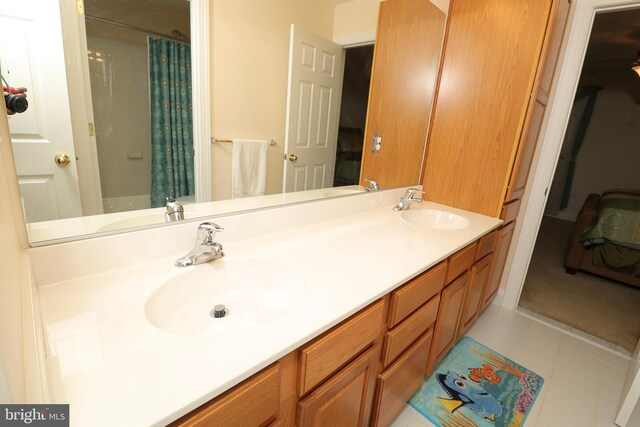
left=77, top=0, right=85, bottom=15
left=88, top=122, right=95, bottom=136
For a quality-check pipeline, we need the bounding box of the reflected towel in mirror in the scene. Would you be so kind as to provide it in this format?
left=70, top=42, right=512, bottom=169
left=232, top=139, right=268, bottom=198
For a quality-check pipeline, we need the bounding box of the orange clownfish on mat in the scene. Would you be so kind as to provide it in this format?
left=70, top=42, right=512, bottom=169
left=468, top=364, right=502, bottom=385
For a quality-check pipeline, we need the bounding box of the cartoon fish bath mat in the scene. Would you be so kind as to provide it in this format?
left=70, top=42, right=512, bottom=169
left=409, top=337, right=544, bottom=427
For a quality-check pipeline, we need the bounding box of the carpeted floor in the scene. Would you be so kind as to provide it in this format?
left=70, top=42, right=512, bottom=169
left=519, top=216, right=640, bottom=352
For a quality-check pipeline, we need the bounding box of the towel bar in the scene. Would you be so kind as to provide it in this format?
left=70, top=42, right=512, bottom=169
left=211, top=137, right=277, bottom=147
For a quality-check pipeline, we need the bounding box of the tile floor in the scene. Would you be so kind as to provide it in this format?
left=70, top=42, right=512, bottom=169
left=390, top=304, right=640, bottom=427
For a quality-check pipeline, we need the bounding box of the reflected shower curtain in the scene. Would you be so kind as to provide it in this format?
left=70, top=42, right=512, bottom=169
left=149, top=37, right=194, bottom=208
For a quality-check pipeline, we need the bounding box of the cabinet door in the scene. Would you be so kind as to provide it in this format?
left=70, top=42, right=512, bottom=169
left=481, top=222, right=516, bottom=311
left=359, top=0, right=446, bottom=189
left=421, top=0, right=553, bottom=217
left=537, top=0, right=572, bottom=104
left=297, top=346, right=379, bottom=427
left=505, top=100, right=546, bottom=202
left=426, top=272, right=469, bottom=374
left=372, top=331, right=432, bottom=427
left=457, top=254, right=493, bottom=338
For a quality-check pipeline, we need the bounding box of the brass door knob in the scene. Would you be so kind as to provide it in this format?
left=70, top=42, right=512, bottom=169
left=54, top=154, right=71, bottom=166
left=288, top=154, right=298, bottom=162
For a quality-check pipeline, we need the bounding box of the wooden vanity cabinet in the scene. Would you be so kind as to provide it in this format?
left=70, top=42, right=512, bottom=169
left=297, top=346, right=379, bottom=427
left=372, top=332, right=433, bottom=427
left=426, top=271, right=470, bottom=374
left=481, top=222, right=517, bottom=311
left=369, top=263, right=444, bottom=426
left=457, top=254, right=494, bottom=339
left=296, top=299, right=385, bottom=426
left=297, top=300, right=385, bottom=396
left=169, top=363, right=282, bottom=427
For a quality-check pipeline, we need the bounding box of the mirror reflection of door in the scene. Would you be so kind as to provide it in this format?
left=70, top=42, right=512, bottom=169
left=1, top=0, right=193, bottom=220
left=0, top=1, right=85, bottom=222
left=283, top=25, right=345, bottom=193
left=283, top=26, right=374, bottom=193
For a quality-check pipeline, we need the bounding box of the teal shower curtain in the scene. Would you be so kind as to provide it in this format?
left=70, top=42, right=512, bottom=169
left=149, top=37, right=194, bottom=208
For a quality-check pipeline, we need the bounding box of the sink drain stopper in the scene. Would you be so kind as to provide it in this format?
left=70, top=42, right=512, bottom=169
left=211, top=304, right=229, bottom=318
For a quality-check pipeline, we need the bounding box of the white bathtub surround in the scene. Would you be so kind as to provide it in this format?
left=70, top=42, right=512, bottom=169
left=32, top=187, right=501, bottom=426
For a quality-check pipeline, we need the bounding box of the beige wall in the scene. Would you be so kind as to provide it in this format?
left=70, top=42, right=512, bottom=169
left=333, top=0, right=380, bottom=45
left=0, top=109, right=27, bottom=403
left=561, top=88, right=640, bottom=219
left=210, top=0, right=335, bottom=200
left=332, top=0, right=449, bottom=45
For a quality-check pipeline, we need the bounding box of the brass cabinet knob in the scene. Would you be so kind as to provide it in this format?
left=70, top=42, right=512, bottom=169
left=288, top=153, right=298, bottom=162
left=54, top=154, right=71, bottom=166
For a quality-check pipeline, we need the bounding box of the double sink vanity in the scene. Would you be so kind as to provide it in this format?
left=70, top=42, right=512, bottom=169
left=32, top=188, right=502, bottom=426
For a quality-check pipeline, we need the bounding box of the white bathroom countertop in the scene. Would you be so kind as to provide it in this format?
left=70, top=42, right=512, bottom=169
left=34, top=192, right=502, bottom=426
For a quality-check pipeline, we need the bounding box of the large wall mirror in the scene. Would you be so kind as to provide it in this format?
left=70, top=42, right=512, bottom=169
left=0, top=0, right=447, bottom=245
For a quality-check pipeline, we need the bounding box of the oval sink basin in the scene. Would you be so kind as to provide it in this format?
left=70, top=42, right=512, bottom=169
left=145, top=258, right=308, bottom=336
left=400, top=209, right=470, bottom=230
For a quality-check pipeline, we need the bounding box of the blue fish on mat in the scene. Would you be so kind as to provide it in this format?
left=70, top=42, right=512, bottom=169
left=436, top=371, right=503, bottom=422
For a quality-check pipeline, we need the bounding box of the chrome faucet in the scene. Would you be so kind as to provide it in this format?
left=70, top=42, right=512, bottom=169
left=364, top=179, right=379, bottom=192
left=165, top=197, right=184, bottom=222
left=175, top=222, right=225, bottom=267
left=393, top=188, right=424, bottom=211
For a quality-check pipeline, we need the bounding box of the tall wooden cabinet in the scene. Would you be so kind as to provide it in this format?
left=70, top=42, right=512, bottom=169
left=422, top=0, right=572, bottom=306
left=358, top=0, right=446, bottom=189
left=422, top=0, right=556, bottom=217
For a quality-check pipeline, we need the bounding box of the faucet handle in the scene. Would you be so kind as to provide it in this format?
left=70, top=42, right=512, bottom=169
left=197, top=222, right=224, bottom=245
left=405, top=188, right=424, bottom=197
left=365, top=179, right=379, bottom=191
left=165, top=197, right=185, bottom=222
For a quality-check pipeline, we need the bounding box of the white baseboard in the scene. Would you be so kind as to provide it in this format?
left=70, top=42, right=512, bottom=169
left=543, top=211, right=577, bottom=222
left=494, top=289, right=506, bottom=307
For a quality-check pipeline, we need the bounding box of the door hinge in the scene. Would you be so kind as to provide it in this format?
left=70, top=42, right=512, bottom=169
left=77, top=0, right=85, bottom=15
left=88, top=122, right=95, bottom=136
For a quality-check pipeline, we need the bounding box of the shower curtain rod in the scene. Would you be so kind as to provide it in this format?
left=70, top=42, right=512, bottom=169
left=85, top=15, right=190, bottom=44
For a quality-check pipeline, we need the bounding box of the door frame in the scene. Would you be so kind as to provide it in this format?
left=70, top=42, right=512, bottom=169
left=191, top=0, right=211, bottom=202
left=501, top=0, right=640, bottom=310
left=60, top=0, right=104, bottom=216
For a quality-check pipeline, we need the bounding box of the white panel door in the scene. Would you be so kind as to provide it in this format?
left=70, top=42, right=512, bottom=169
left=0, top=1, right=83, bottom=222
left=283, top=25, right=345, bottom=193
left=616, top=338, right=640, bottom=426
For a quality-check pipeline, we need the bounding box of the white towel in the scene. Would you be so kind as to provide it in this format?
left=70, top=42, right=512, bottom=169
left=231, top=139, right=268, bottom=198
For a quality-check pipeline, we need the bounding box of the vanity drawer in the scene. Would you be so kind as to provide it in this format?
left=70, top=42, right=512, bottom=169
left=382, top=294, right=439, bottom=368
left=475, top=230, right=498, bottom=261
left=445, top=242, right=477, bottom=284
left=298, top=299, right=384, bottom=396
left=170, top=363, right=280, bottom=426
left=387, top=261, right=446, bottom=328
left=501, top=198, right=522, bottom=225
